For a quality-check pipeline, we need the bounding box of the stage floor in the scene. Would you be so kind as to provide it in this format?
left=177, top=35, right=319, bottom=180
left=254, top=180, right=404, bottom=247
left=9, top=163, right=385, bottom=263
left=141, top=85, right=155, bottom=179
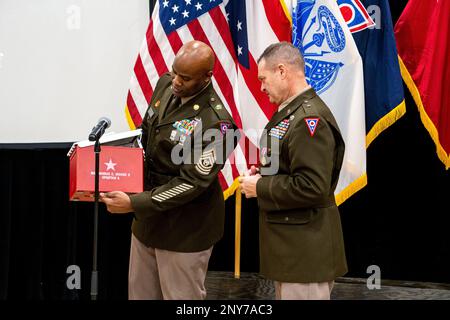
left=205, top=271, right=450, bottom=300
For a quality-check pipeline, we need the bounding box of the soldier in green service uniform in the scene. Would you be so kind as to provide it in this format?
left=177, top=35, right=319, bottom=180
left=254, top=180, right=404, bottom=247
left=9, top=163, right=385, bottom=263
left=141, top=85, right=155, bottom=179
left=101, top=40, right=239, bottom=300
left=239, top=42, right=347, bottom=300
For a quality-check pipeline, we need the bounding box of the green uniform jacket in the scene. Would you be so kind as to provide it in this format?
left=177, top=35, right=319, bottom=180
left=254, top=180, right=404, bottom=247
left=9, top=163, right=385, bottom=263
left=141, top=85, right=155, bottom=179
left=130, top=73, right=239, bottom=252
left=256, top=88, right=348, bottom=283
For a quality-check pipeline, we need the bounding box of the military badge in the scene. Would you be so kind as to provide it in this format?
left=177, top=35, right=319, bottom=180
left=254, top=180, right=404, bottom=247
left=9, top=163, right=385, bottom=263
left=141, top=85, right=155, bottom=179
left=155, top=100, right=160, bottom=108
left=179, top=134, right=187, bottom=146
left=260, top=147, right=268, bottom=166
left=173, top=118, right=200, bottom=136
left=305, top=118, right=320, bottom=136
left=169, top=130, right=178, bottom=141
left=193, top=104, right=200, bottom=111
left=152, top=183, right=194, bottom=203
left=195, top=148, right=216, bottom=175
left=219, top=122, right=232, bottom=135
left=269, top=119, right=290, bottom=139
left=172, top=119, right=201, bottom=145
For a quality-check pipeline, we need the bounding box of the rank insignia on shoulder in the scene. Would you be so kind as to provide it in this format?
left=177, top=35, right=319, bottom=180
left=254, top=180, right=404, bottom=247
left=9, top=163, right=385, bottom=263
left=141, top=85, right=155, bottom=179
left=215, top=104, right=222, bottom=110
left=268, top=119, right=290, bottom=139
left=305, top=118, right=320, bottom=136
left=219, top=122, right=232, bottom=135
left=155, top=100, right=160, bottom=108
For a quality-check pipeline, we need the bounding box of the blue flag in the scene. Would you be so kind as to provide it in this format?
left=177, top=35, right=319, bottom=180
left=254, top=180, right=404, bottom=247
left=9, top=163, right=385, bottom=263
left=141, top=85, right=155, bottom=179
left=337, top=0, right=405, bottom=146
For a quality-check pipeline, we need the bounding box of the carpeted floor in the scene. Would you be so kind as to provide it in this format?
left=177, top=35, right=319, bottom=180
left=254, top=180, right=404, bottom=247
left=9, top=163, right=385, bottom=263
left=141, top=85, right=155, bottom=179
left=205, top=271, right=450, bottom=300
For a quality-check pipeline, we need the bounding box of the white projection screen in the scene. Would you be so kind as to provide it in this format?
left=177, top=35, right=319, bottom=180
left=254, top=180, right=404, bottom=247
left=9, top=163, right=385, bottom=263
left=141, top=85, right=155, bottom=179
left=0, top=0, right=149, bottom=143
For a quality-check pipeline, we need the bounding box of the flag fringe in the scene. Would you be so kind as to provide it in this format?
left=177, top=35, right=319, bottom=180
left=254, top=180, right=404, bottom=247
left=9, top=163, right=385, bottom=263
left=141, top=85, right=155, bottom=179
left=225, top=174, right=368, bottom=206
left=366, top=100, right=406, bottom=148
left=398, top=56, right=450, bottom=170
left=336, top=173, right=368, bottom=206
left=223, top=178, right=241, bottom=201
left=125, top=105, right=137, bottom=130
left=279, top=0, right=292, bottom=26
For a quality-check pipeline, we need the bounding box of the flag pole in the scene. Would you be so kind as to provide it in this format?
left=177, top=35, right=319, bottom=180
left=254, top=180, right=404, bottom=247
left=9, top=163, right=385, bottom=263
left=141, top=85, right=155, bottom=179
left=234, top=185, right=242, bottom=279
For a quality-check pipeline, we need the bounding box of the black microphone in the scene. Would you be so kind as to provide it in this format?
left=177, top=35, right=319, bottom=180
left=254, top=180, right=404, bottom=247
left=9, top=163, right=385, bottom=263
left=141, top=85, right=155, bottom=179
left=88, top=117, right=111, bottom=141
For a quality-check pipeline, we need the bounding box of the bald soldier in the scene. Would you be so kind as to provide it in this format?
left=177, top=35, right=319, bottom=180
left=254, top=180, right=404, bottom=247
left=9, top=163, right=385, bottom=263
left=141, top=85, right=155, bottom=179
left=101, top=41, right=239, bottom=300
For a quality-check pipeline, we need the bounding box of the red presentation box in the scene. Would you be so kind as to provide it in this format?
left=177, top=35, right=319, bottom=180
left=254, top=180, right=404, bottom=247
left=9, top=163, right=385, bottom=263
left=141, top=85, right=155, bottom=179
left=69, top=145, right=144, bottom=201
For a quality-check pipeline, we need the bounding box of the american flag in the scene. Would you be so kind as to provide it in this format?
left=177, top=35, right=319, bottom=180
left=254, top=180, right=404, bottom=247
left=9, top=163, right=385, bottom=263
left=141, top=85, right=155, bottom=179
left=125, top=0, right=291, bottom=197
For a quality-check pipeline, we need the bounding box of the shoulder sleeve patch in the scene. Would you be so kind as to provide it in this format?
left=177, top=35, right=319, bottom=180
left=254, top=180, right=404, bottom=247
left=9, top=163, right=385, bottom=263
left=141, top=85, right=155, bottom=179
left=304, top=118, right=320, bottom=136
left=219, top=121, right=233, bottom=135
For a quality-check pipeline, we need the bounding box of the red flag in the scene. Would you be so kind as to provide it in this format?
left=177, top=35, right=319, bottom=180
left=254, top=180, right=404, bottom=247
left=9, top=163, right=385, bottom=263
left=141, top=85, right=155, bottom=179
left=394, top=0, right=450, bottom=169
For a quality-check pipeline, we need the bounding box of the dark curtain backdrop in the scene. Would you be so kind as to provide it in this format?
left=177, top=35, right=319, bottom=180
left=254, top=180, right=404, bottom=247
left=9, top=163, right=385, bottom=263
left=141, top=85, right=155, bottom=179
left=2, top=0, right=449, bottom=300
